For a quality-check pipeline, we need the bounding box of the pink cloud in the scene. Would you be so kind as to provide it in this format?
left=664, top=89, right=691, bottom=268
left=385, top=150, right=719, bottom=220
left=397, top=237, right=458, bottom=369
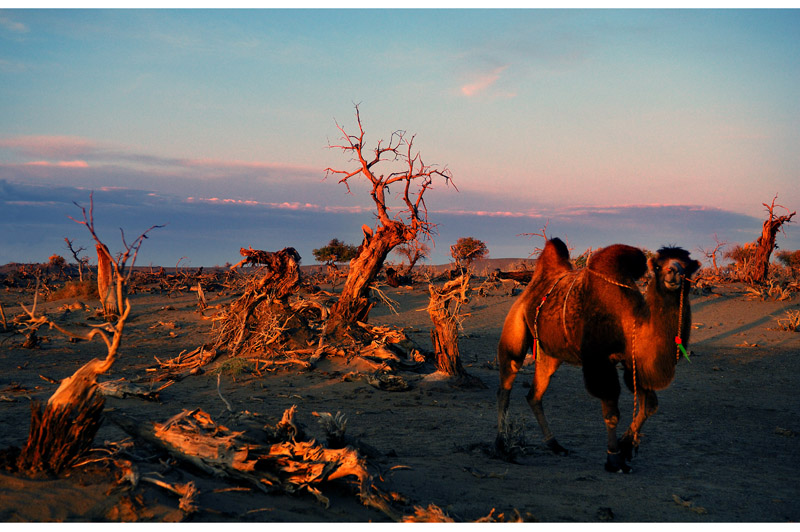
left=461, top=65, right=509, bottom=97
left=437, top=208, right=533, bottom=218
left=185, top=196, right=370, bottom=214
left=24, top=160, right=90, bottom=168
left=0, top=135, right=98, bottom=159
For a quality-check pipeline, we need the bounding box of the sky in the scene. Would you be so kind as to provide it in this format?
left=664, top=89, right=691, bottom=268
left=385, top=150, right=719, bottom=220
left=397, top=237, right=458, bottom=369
left=1, top=8, right=799, bottom=268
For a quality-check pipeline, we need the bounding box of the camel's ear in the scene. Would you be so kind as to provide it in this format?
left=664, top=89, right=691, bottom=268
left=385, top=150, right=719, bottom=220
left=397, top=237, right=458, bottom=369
left=647, top=256, right=659, bottom=274
left=687, top=259, right=701, bottom=277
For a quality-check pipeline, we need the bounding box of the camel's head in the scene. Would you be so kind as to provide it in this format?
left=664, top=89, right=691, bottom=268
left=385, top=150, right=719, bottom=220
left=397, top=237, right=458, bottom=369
left=649, top=247, right=701, bottom=292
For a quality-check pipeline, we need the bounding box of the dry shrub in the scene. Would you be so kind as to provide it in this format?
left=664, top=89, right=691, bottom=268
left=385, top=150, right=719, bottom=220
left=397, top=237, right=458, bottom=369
left=775, top=310, right=800, bottom=332
left=48, top=280, right=98, bottom=301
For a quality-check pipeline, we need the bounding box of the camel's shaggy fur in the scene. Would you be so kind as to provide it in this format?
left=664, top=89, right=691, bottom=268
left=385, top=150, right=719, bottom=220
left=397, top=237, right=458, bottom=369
left=496, top=238, right=700, bottom=472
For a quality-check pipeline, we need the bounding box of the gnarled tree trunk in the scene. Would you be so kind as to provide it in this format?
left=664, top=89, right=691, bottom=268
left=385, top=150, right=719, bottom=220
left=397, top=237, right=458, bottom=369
left=326, top=221, right=406, bottom=338
left=745, top=197, right=795, bottom=284
left=428, top=275, right=469, bottom=376
left=427, top=275, right=485, bottom=387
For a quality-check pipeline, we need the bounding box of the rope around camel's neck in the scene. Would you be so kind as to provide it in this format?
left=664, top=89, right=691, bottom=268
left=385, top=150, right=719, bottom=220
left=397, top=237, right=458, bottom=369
left=629, top=279, right=689, bottom=429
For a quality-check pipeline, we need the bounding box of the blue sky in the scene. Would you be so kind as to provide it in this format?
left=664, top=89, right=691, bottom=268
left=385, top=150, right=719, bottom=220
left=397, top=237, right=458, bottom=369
left=1, top=8, right=799, bottom=267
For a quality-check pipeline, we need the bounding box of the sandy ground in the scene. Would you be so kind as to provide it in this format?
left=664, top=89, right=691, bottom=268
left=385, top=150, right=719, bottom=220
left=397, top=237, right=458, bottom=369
left=0, top=276, right=799, bottom=522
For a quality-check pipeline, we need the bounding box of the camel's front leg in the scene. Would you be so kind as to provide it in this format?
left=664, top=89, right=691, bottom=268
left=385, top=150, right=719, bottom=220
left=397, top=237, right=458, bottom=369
left=583, top=358, right=629, bottom=472
left=619, top=389, right=658, bottom=460
left=600, top=398, right=630, bottom=473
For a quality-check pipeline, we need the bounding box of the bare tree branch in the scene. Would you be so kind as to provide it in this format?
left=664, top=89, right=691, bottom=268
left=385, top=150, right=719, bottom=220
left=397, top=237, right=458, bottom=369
left=323, top=104, right=455, bottom=334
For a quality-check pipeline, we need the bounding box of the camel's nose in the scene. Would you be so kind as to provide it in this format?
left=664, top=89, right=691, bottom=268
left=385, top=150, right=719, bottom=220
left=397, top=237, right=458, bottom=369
left=665, top=264, right=684, bottom=277
left=663, top=261, right=685, bottom=289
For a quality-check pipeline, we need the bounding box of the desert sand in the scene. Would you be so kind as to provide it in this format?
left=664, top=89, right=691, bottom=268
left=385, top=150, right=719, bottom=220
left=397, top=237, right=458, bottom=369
left=1, top=268, right=799, bottom=522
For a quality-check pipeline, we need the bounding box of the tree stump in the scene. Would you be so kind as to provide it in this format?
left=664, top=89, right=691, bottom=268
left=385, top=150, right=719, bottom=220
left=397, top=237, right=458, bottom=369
left=212, top=247, right=303, bottom=356
left=17, top=357, right=112, bottom=476
left=427, top=275, right=485, bottom=387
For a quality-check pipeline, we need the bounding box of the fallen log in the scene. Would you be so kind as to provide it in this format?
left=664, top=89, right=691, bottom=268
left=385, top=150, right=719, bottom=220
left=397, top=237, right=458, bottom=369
left=98, top=378, right=173, bottom=401
left=108, top=407, right=400, bottom=520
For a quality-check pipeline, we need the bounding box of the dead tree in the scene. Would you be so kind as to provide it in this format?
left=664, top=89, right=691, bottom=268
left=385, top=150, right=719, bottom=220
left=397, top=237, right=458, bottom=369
left=393, top=239, right=430, bottom=276
left=519, top=221, right=551, bottom=258
left=745, top=195, right=795, bottom=284
left=323, top=105, right=455, bottom=337
left=427, top=275, right=484, bottom=387
left=64, top=238, right=87, bottom=282
left=699, top=233, right=728, bottom=276
left=15, top=194, right=160, bottom=476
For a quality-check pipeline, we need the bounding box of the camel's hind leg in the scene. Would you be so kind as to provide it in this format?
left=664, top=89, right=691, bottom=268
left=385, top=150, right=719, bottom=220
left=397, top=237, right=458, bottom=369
left=496, top=302, right=532, bottom=452
left=496, top=350, right=527, bottom=451
left=525, top=352, right=567, bottom=455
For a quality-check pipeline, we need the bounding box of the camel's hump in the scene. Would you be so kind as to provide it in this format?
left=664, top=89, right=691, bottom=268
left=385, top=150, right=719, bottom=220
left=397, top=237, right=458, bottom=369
left=588, top=244, right=647, bottom=281
left=537, top=238, right=573, bottom=274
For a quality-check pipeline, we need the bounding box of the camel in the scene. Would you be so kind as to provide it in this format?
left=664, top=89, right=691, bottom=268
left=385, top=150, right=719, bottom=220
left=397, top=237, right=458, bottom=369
left=496, top=238, right=700, bottom=472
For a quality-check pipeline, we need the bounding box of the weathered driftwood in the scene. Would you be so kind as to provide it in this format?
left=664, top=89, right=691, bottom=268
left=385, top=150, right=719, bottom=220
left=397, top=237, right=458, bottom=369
left=356, top=322, right=425, bottom=369
left=153, top=344, right=218, bottom=373
left=342, top=371, right=411, bottom=392
left=141, top=477, right=199, bottom=514
left=108, top=406, right=400, bottom=520
left=98, top=378, right=173, bottom=401
left=230, top=246, right=301, bottom=273
left=494, top=270, right=534, bottom=283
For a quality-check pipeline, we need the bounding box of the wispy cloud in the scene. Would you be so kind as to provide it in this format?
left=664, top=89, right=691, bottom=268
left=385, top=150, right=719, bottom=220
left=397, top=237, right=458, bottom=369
left=435, top=208, right=533, bottom=218
left=0, top=15, right=28, bottom=34
left=461, top=65, right=510, bottom=97
left=185, top=196, right=369, bottom=214
left=0, top=135, right=100, bottom=159
left=24, top=160, right=89, bottom=168
left=0, top=135, right=318, bottom=183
